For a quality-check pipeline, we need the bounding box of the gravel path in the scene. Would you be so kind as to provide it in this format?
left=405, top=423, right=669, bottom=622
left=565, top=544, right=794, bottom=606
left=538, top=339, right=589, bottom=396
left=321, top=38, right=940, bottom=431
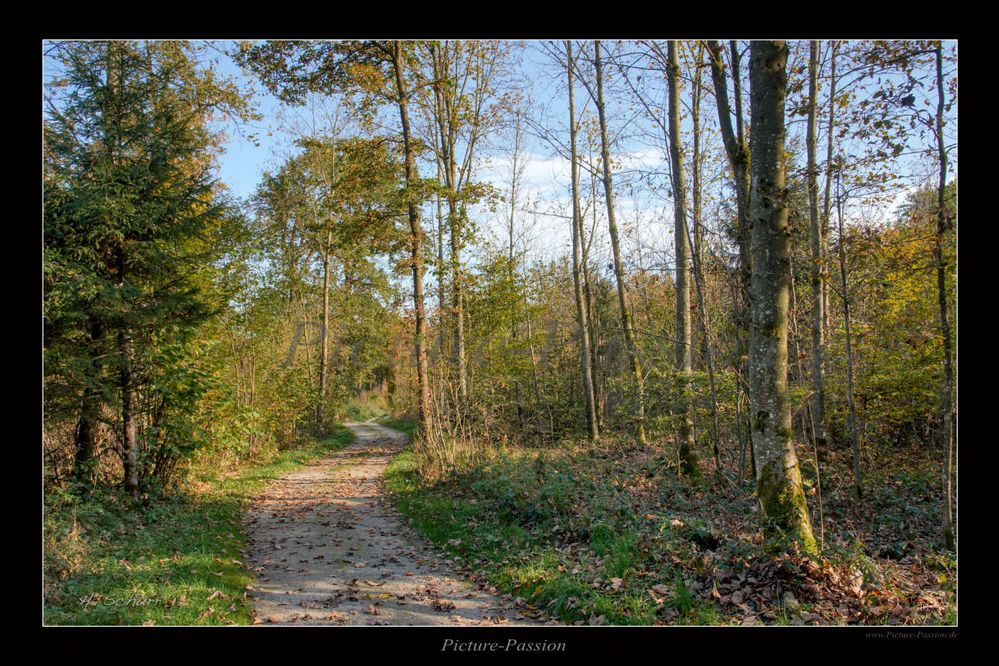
left=244, top=421, right=537, bottom=625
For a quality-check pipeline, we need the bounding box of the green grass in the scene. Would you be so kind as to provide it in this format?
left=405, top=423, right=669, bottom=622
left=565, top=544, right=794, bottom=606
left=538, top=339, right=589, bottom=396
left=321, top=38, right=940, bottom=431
left=377, top=416, right=417, bottom=439
left=383, top=436, right=954, bottom=627
left=344, top=395, right=390, bottom=422
left=43, top=425, right=355, bottom=625
left=382, top=443, right=695, bottom=625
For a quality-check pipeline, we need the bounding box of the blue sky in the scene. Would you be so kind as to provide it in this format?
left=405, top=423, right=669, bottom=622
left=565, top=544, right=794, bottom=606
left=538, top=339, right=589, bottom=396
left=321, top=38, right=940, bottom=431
left=45, top=40, right=957, bottom=277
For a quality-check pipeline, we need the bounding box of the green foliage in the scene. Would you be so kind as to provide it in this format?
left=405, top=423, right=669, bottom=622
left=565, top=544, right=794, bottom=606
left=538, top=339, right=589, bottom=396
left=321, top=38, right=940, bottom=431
left=44, top=40, right=254, bottom=487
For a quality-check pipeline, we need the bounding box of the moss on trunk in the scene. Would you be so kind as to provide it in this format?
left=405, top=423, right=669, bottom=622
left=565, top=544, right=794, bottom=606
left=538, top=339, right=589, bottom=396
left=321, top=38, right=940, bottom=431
left=757, top=457, right=817, bottom=555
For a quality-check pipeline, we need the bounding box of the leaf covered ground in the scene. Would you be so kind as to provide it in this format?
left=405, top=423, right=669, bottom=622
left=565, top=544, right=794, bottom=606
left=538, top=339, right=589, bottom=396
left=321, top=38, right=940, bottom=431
left=384, top=430, right=956, bottom=626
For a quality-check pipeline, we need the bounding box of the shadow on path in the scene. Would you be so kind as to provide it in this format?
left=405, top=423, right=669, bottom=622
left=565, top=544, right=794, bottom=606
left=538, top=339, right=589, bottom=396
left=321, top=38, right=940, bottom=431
left=244, top=421, right=537, bottom=626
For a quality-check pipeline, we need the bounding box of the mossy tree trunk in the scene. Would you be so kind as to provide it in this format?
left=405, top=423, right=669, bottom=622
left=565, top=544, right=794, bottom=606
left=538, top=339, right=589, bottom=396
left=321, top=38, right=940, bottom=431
left=747, top=40, right=816, bottom=553
left=666, top=41, right=698, bottom=477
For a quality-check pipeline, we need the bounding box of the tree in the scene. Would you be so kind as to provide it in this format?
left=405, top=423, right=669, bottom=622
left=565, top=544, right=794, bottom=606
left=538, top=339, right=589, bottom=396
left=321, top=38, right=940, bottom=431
left=238, top=40, right=434, bottom=434
left=706, top=39, right=754, bottom=477
left=44, top=40, right=250, bottom=495
left=932, top=42, right=956, bottom=550
left=666, top=41, right=698, bottom=477
left=806, top=41, right=829, bottom=450
left=566, top=41, right=599, bottom=442
left=269, top=136, right=405, bottom=430
left=833, top=169, right=863, bottom=502
left=419, top=41, right=512, bottom=406
left=746, top=41, right=817, bottom=552
left=593, top=40, right=646, bottom=445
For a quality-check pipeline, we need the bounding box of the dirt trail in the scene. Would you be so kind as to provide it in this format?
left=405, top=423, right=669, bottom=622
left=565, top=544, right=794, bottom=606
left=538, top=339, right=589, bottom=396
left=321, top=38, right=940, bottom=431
left=244, top=421, right=536, bottom=625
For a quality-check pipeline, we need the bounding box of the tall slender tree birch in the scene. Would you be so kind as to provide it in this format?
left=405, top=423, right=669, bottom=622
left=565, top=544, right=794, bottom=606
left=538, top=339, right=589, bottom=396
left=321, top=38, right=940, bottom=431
left=666, top=41, right=698, bottom=476
left=391, top=41, right=433, bottom=432
left=593, top=40, right=646, bottom=444
left=806, top=41, right=828, bottom=449
left=747, top=41, right=816, bottom=551
left=821, top=42, right=839, bottom=338
left=933, top=42, right=956, bottom=550
left=566, top=41, right=599, bottom=441
left=707, top=40, right=754, bottom=477
left=690, top=42, right=707, bottom=367
left=835, top=172, right=862, bottom=501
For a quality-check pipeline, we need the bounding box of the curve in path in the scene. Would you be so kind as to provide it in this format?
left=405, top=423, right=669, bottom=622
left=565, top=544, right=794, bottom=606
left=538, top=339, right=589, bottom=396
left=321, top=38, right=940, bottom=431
left=244, top=421, right=537, bottom=625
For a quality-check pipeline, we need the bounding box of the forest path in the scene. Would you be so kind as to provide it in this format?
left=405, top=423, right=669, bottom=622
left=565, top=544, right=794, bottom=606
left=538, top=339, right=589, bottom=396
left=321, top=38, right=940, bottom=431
left=244, top=420, right=536, bottom=625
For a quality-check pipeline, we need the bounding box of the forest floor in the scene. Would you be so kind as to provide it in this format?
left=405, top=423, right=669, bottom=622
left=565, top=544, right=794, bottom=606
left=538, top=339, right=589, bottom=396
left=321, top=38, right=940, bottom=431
left=383, top=425, right=957, bottom=626
left=244, top=421, right=536, bottom=625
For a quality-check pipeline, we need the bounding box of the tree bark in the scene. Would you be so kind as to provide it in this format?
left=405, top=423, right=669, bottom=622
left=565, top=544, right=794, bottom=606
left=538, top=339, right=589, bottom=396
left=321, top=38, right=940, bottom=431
left=706, top=41, right=752, bottom=314
left=594, top=40, right=646, bottom=445
left=747, top=41, right=816, bottom=552
left=691, top=42, right=706, bottom=369
left=667, top=41, right=698, bottom=476
left=507, top=116, right=524, bottom=425
left=583, top=164, right=603, bottom=429
left=429, top=42, right=470, bottom=405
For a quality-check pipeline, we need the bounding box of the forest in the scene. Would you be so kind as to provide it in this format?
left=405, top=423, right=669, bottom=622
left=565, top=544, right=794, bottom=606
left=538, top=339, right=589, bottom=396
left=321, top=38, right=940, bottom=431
left=42, top=39, right=956, bottom=629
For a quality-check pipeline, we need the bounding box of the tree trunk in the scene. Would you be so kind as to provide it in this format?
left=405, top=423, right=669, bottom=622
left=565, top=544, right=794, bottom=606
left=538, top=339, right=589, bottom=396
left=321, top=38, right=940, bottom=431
left=583, top=174, right=603, bottom=430
left=74, top=319, right=103, bottom=480
left=933, top=43, right=955, bottom=550
left=118, top=326, right=139, bottom=499
left=667, top=41, right=698, bottom=476
left=707, top=40, right=753, bottom=477
left=691, top=42, right=706, bottom=369
left=747, top=41, right=816, bottom=552
left=435, top=158, right=448, bottom=371
left=449, top=195, right=467, bottom=404
left=318, top=227, right=331, bottom=431
left=821, top=42, right=839, bottom=339
left=836, top=174, right=862, bottom=503
left=430, top=42, right=468, bottom=406
left=594, top=39, right=646, bottom=445
left=566, top=41, right=599, bottom=442
left=683, top=174, right=722, bottom=475
left=507, top=119, right=524, bottom=425
left=392, top=41, right=432, bottom=433
left=806, top=41, right=829, bottom=451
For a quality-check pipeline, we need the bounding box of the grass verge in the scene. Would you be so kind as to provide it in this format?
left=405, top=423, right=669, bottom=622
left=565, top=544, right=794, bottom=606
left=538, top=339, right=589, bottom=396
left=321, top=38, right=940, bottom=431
left=379, top=428, right=956, bottom=626
left=43, top=425, right=355, bottom=625
left=376, top=415, right=416, bottom=439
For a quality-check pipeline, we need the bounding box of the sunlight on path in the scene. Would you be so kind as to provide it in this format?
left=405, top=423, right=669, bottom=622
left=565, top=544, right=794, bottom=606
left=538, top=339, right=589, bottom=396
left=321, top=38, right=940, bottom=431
left=244, top=422, right=537, bottom=625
